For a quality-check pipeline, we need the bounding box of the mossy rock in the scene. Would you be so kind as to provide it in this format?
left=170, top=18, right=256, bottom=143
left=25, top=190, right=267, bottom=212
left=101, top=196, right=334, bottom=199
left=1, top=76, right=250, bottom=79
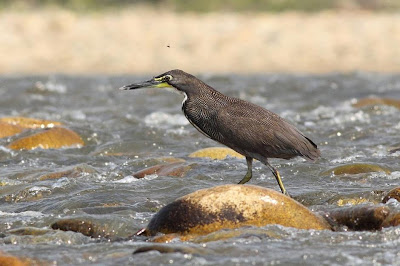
left=189, top=147, right=244, bottom=160
left=144, top=184, right=331, bottom=237
left=0, top=122, right=26, bottom=138
left=8, top=127, right=84, bottom=150
left=133, top=162, right=193, bottom=179
left=352, top=97, right=400, bottom=109
left=320, top=163, right=391, bottom=176
left=0, top=116, right=62, bottom=129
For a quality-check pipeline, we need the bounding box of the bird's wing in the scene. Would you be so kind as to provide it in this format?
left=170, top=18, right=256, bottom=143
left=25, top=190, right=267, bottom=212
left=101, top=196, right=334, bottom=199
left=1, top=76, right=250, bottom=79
left=215, top=101, right=319, bottom=160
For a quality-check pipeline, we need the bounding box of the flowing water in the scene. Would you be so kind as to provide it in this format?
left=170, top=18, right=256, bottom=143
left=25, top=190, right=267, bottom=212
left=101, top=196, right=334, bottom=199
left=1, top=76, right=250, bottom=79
left=1, top=72, right=400, bottom=265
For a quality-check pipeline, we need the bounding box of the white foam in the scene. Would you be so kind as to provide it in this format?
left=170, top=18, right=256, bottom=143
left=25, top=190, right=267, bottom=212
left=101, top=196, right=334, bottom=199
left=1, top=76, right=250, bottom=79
left=114, top=175, right=137, bottom=183
left=35, top=80, right=67, bottom=93
left=0, top=210, right=44, bottom=217
left=144, top=112, right=189, bottom=127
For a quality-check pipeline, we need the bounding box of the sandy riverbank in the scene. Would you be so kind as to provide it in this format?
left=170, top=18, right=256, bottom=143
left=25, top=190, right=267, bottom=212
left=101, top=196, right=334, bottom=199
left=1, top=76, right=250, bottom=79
left=1, top=8, right=399, bottom=74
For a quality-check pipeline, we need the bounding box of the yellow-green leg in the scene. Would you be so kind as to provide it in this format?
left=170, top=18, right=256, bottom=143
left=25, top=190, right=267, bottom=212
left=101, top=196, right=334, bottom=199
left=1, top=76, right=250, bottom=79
left=238, top=157, right=253, bottom=184
left=266, top=163, right=290, bottom=196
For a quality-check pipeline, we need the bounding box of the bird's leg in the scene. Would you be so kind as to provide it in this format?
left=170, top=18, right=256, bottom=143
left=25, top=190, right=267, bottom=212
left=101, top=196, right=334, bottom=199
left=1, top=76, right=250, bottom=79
left=238, top=157, right=253, bottom=184
left=266, top=163, right=290, bottom=197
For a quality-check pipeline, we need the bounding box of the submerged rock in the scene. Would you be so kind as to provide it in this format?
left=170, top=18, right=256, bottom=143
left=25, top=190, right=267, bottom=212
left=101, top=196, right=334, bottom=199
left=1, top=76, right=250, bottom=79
left=189, top=147, right=244, bottom=160
left=8, top=227, right=51, bottom=236
left=3, top=186, right=51, bottom=203
left=389, top=144, right=400, bottom=154
left=39, top=164, right=97, bottom=180
left=326, top=205, right=390, bottom=231
left=8, top=127, right=84, bottom=150
left=0, top=122, right=26, bottom=138
left=352, top=97, right=400, bottom=109
left=143, top=184, right=331, bottom=237
left=327, top=191, right=384, bottom=206
left=133, top=244, right=207, bottom=255
left=382, top=187, right=400, bottom=203
left=133, top=162, right=193, bottom=179
left=51, top=219, right=110, bottom=238
left=0, top=116, right=62, bottom=129
left=319, top=163, right=391, bottom=176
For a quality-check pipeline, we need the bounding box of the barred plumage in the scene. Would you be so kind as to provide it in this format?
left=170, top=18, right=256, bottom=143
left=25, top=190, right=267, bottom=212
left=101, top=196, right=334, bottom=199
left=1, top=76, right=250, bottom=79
left=120, top=69, right=321, bottom=196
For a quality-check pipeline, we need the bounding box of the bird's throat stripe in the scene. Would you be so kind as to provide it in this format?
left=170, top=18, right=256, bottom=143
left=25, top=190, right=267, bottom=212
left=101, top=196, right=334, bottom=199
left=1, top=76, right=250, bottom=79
left=154, top=82, right=172, bottom=88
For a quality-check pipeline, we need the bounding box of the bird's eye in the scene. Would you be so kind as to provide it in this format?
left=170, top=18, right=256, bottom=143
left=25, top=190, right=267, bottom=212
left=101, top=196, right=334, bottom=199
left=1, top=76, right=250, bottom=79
left=164, top=75, right=173, bottom=82
left=154, top=74, right=173, bottom=83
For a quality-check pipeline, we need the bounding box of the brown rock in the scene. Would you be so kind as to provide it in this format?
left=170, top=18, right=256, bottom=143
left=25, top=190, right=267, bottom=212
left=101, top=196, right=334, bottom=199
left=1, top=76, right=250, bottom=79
left=3, top=187, right=51, bottom=203
left=133, top=162, right=193, bottom=179
left=0, top=116, right=62, bottom=129
left=320, top=163, right=391, bottom=176
left=0, top=251, right=32, bottom=266
left=0, top=256, right=29, bottom=266
left=326, top=205, right=390, bottom=231
left=0, top=122, right=26, bottom=138
left=382, top=187, right=400, bottom=203
left=39, top=164, right=97, bottom=180
left=51, top=219, right=110, bottom=238
left=382, top=212, right=400, bottom=228
left=144, top=184, right=331, bottom=237
left=8, top=127, right=84, bottom=150
left=352, top=97, right=400, bottom=109
left=8, top=227, right=50, bottom=236
left=133, top=244, right=207, bottom=255
left=189, top=147, right=244, bottom=160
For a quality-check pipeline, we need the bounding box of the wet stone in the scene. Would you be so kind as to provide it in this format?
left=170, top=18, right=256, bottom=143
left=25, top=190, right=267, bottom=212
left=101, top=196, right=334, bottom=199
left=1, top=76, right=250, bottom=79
left=381, top=212, right=400, bottom=228
left=8, top=127, right=84, bottom=150
left=382, top=187, right=400, bottom=203
left=327, top=191, right=383, bottom=206
left=3, top=187, right=51, bottom=203
left=189, top=147, right=244, bottom=160
left=144, top=184, right=331, bottom=237
left=133, top=162, right=193, bottom=179
left=39, top=164, right=97, bottom=180
left=133, top=244, right=207, bottom=255
left=51, top=219, right=111, bottom=239
left=319, top=163, right=391, bottom=176
left=0, top=255, right=29, bottom=266
left=325, top=205, right=390, bottom=231
left=0, top=122, right=26, bottom=138
left=8, top=227, right=51, bottom=236
left=0, top=116, right=62, bottom=129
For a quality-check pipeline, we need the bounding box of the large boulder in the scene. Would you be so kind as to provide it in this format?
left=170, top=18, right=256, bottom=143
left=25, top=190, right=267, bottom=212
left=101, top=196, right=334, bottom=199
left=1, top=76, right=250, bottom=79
left=144, top=184, right=331, bottom=237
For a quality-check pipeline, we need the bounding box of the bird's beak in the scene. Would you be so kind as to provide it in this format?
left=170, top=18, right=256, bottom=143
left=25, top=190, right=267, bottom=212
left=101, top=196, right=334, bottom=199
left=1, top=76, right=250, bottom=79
left=119, top=79, right=171, bottom=90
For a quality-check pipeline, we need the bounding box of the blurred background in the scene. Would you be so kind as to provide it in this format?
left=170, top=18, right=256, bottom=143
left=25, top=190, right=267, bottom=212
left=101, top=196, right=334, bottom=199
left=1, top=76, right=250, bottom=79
left=0, top=0, right=399, bottom=74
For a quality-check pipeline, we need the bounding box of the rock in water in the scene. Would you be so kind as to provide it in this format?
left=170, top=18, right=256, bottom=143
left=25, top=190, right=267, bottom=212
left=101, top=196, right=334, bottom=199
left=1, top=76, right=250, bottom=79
left=8, top=127, right=84, bottom=150
left=144, top=184, right=331, bottom=236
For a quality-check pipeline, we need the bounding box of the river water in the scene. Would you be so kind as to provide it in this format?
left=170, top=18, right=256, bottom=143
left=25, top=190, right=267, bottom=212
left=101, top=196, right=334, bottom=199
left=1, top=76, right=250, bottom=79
left=1, top=72, right=400, bottom=265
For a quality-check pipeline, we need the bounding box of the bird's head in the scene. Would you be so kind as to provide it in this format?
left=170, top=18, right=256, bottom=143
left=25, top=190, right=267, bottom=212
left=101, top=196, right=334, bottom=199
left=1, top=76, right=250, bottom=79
left=119, top=69, right=202, bottom=95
